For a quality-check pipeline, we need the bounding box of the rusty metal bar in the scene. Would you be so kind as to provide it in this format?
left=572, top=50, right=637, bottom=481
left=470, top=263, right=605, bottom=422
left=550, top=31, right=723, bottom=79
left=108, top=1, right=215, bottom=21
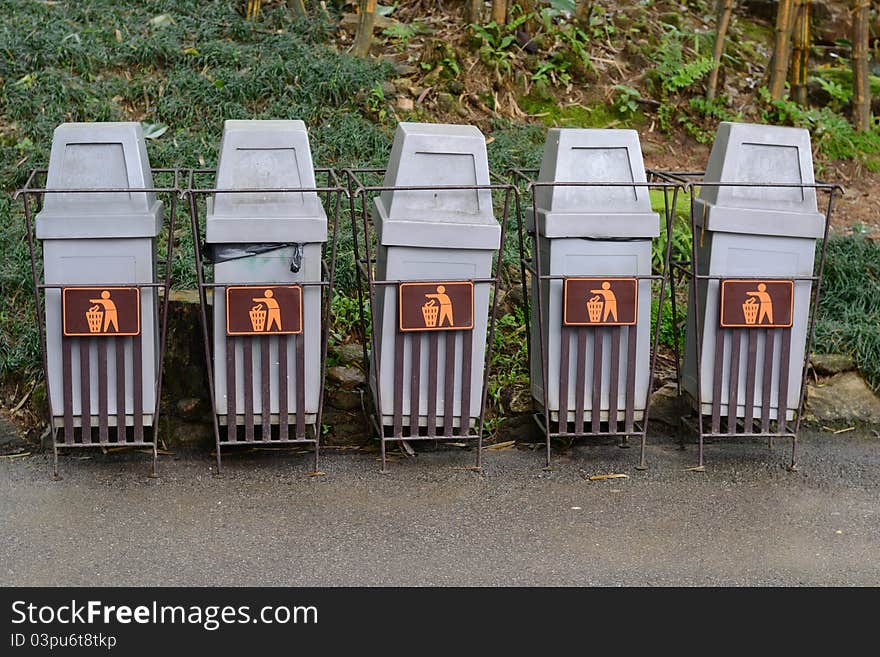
left=608, top=326, right=620, bottom=434
left=624, top=325, right=637, bottom=434
left=760, top=329, right=774, bottom=433
left=711, top=328, right=724, bottom=435
left=261, top=335, right=271, bottom=440
left=558, top=326, right=570, bottom=435
left=591, top=328, right=603, bottom=434
left=574, top=328, right=587, bottom=435
left=97, top=340, right=108, bottom=442
left=728, top=329, right=742, bottom=434
left=295, top=334, right=306, bottom=440
left=444, top=332, right=456, bottom=438
left=226, top=337, right=237, bottom=442
left=427, top=332, right=439, bottom=438
left=115, top=338, right=126, bottom=443
left=744, top=330, right=758, bottom=432
left=62, top=337, right=73, bottom=443
left=410, top=333, right=421, bottom=435
left=459, top=330, right=472, bottom=437
left=393, top=329, right=405, bottom=438
left=278, top=335, right=289, bottom=441
left=243, top=339, right=254, bottom=441
left=79, top=339, right=91, bottom=442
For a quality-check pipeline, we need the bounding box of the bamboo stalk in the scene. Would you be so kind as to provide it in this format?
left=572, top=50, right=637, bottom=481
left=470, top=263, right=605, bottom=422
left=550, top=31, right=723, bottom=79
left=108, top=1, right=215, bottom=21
left=354, top=0, right=377, bottom=57
left=491, top=0, right=507, bottom=25
left=288, top=0, right=307, bottom=18
left=469, top=0, right=483, bottom=24
left=852, top=0, right=871, bottom=131
left=789, top=0, right=810, bottom=106
left=707, top=0, right=736, bottom=102
left=769, top=0, right=796, bottom=100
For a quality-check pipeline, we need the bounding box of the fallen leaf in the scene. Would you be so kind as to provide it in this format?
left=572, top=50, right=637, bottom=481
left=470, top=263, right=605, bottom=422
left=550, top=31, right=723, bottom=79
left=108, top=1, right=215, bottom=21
left=588, top=473, right=629, bottom=481
left=307, top=471, right=326, bottom=477
left=115, top=29, right=123, bottom=43
left=484, top=440, right=516, bottom=451
left=400, top=440, right=416, bottom=457
left=149, top=13, right=173, bottom=27
left=833, top=427, right=855, bottom=434
left=0, top=452, right=31, bottom=459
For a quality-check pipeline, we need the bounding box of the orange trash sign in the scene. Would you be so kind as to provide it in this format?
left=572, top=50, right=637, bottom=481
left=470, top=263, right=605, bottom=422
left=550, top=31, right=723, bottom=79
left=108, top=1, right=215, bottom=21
left=563, top=278, right=637, bottom=326
left=399, top=281, right=474, bottom=332
left=226, top=286, right=302, bottom=336
left=63, top=287, right=141, bottom=337
left=720, top=279, right=794, bottom=328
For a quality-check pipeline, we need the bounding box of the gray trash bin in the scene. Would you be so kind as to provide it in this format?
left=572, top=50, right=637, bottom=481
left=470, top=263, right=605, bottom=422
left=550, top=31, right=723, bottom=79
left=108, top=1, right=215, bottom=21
left=27, top=122, right=168, bottom=477
left=681, top=121, right=835, bottom=469
left=196, top=119, right=333, bottom=472
left=354, top=122, right=504, bottom=471
left=523, top=128, right=662, bottom=467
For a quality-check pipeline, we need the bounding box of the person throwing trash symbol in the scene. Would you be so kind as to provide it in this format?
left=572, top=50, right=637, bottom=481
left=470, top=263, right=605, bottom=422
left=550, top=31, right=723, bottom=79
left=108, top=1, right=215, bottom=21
left=589, top=281, right=618, bottom=323
left=424, top=285, right=454, bottom=328
left=746, top=282, right=773, bottom=325
left=252, top=289, right=282, bottom=331
left=88, top=290, right=119, bottom=333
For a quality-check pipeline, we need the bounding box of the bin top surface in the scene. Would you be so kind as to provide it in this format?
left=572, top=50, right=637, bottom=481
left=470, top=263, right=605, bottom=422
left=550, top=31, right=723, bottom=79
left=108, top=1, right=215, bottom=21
left=697, top=122, right=822, bottom=232
left=207, top=119, right=327, bottom=243
left=531, top=128, right=658, bottom=238
left=36, top=122, right=162, bottom=239
left=374, top=122, right=500, bottom=250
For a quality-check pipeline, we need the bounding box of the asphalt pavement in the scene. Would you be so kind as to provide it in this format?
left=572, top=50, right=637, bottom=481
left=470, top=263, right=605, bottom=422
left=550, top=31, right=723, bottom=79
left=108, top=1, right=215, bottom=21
left=1, top=427, right=879, bottom=586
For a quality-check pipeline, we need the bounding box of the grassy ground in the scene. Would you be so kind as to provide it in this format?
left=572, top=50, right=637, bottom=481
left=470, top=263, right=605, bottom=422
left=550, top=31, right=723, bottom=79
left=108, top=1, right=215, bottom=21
left=1, top=0, right=877, bottom=420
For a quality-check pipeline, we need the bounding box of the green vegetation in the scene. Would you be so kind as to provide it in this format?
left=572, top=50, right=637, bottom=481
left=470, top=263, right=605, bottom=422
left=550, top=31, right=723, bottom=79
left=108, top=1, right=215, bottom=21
left=814, top=234, right=880, bottom=391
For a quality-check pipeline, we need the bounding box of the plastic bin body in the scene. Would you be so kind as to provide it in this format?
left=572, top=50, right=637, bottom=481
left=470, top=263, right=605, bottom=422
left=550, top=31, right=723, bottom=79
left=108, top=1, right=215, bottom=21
left=36, top=122, right=162, bottom=426
left=370, top=122, right=501, bottom=428
left=206, top=120, right=326, bottom=425
left=528, top=129, right=659, bottom=423
left=681, top=122, right=825, bottom=421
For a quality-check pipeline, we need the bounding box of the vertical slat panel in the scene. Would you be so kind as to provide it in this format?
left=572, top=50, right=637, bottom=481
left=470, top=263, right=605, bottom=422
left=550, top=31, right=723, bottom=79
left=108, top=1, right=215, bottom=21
left=243, top=338, right=254, bottom=441
left=558, top=326, right=569, bottom=434
left=278, top=335, right=288, bottom=441
left=777, top=328, right=791, bottom=431
left=226, top=337, right=236, bottom=442
left=624, top=324, right=637, bottom=434
left=98, top=339, right=109, bottom=442
left=760, top=329, right=775, bottom=433
left=459, top=330, right=472, bottom=436
left=443, top=332, right=456, bottom=437
left=591, top=327, right=603, bottom=434
left=727, top=329, right=742, bottom=434
left=116, top=337, right=126, bottom=443
left=427, top=332, right=438, bottom=437
left=62, top=337, right=73, bottom=444
left=79, top=338, right=91, bottom=443
left=608, top=326, right=620, bottom=434
left=261, top=335, right=271, bottom=440
left=744, top=330, right=758, bottom=433
left=295, top=333, right=306, bottom=440
left=574, top=328, right=587, bottom=435
left=392, top=330, right=405, bottom=438
left=711, top=328, right=724, bottom=434
left=132, top=333, right=143, bottom=442
left=409, top=333, right=421, bottom=435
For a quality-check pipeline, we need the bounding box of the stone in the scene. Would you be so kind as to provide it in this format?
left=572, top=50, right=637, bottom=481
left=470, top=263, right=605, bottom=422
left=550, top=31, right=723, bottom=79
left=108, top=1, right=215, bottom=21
left=806, top=371, right=880, bottom=424
left=332, top=342, right=366, bottom=366
left=810, top=353, right=855, bottom=377
left=329, top=389, right=363, bottom=412
left=326, top=365, right=366, bottom=389
left=396, top=96, right=414, bottom=112
left=649, top=382, right=685, bottom=428
left=436, top=92, right=456, bottom=113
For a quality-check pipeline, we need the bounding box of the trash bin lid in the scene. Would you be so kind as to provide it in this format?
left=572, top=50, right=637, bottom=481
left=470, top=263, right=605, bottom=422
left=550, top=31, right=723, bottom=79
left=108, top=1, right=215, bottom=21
left=35, top=122, right=163, bottom=239
left=206, top=120, right=327, bottom=243
left=697, top=122, right=825, bottom=238
left=531, top=129, right=659, bottom=238
left=373, top=122, right=500, bottom=250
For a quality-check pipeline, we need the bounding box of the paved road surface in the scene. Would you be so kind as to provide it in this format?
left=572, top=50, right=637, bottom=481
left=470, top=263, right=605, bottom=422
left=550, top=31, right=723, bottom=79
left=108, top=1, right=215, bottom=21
left=1, top=428, right=878, bottom=586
